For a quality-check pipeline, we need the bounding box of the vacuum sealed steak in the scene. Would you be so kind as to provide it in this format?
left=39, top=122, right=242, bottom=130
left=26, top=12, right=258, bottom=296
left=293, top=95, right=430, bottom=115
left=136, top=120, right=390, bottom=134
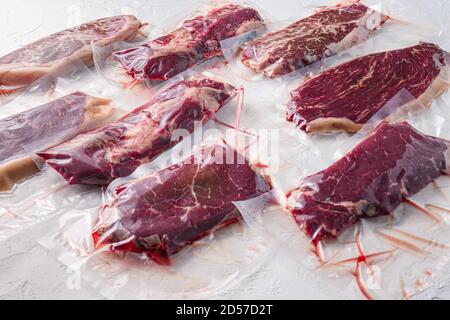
left=0, top=15, right=142, bottom=87
left=93, top=143, right=272, bottom=264
left=0, top=92, right=114, bottom=191
left=114, top=4, right=264, bottom=82
left=240, top=2, right=387, bottom=78
left=287, top=121, right=450, bottom=241
left=287, top=42, right=450, bottom=133
left=38, top=77, right=236, bottom=186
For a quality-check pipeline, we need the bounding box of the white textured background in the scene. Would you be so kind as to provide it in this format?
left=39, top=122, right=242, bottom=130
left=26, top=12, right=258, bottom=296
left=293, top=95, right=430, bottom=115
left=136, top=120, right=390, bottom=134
left=1, top=0, right=450, bottom=299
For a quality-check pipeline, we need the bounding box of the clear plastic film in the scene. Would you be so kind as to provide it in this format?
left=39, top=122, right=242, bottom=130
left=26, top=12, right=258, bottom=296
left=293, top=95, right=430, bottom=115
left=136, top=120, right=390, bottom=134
left=93, top=1, right=268, bottom=90
left=0, top=92, right=114, bottom=192
left=220, top=0, right=450, bottom=85
left=0, top=61, right=244, bottom=257
left=242, top=14, right=450, bottom=138
left=2, top=0, right=450, bottom=300
left=0, top=14, right=145, bottom=106
left=286, top=42, right=450, bottom=134
left=0, top=60, right=148, bottom=242
left=37, top=70, right=239, bottom=186
left=279, top=89, right=450, bottom=299
left=35, top=58, right=285, bottom=298
left=220, top=0, right=392, bottom=81
left=39, top=135, right=279, bottom=299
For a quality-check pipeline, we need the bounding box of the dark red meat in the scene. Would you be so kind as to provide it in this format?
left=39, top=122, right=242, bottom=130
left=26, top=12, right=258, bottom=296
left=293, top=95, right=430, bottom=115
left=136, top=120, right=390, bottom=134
left=287, top=122, right=450, bottom=241
left=114, top=4, right=264, bottom=82
left=0, top=92, right=112, bottom=163
left=0, top=16, right=142, bottom=87
left=38, top=77, right=235, bottom=185
left=241, top=3, right=388, bottom=78
left=93, top=143, right=272, bottom=264
left=287, top=42, right=450, bottom=133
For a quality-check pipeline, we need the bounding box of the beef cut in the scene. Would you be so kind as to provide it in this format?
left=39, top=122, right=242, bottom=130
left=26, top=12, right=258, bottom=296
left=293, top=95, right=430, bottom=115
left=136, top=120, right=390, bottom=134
left=287, top=122, right=450, bottom=241
left=0, top=92, right=114, bottom=192
left=287, top=42, right=450, bottom=133
left=240, top=3, right=387, bottom=78
left=38, top=77, right=236, bottom=186
left=114, top=4, right=264, bottom=82
left=0, top=92, right=113, bottom=163
left=0, top=15, right=142, bottom=87
left=93, top=143, right=272, bottom=264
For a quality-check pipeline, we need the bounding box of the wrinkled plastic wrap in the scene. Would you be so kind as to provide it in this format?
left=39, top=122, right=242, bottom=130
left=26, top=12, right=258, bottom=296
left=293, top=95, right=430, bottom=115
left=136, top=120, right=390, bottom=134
left=277, top=89, right=450, bottom=299
left=0, top=61, right=149, bottom=242
left=221, top=0, right=450, bottom=84
left=3, top=0, right=450, bottom=300
left=220, top=0, right=391, bottom=80
left=39, top=137, right=279, bottom=299
left=0, top=92, right=114, bottom=192
left=94, top=1, right=267, bottom=89
left=286, top=42, right=450, bottom=133
left=0, top=15, right=145, bottom=106
left=233, top=12, right=450, bottom=137
left=38, top=72, right=238, bottom=185
left=216, top=0, right=450, bottom=297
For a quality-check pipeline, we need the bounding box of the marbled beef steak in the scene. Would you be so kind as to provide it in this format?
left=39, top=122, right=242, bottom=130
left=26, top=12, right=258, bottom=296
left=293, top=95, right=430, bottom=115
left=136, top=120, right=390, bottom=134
left=287, top=122, right=450, bottom=241
left=240, top=3, right=387, bottom=78
left=0, top=15, right=142, bottom=87
left=93, top=143, right=272, bottom=264
left=287, top=42, right=450, bottom=133
left=38, top=77, right=236, bottom=185
left=0, top=92, right=114, bottom=192
left=115, top=4, right=265, bottom=82
left=0, top=92, right=113, bottom=163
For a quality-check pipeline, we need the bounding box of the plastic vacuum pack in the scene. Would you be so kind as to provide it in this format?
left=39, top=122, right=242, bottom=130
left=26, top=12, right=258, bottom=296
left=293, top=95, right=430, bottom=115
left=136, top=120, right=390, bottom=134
left=37, top=70, right=241, bottom=186
left=34, top=59, right=313, bottom=299
left=223, top=0, right=389, bottom=80
left=0, top=14, right=146, bottom=107
left=2, top=0, right=450, bottom=300
left=93, top=0, right=269, bottom=90
left=220, top=0, right=449, bottom=83
left=265, top=89, right=450, bottom=300
left=213, top=0, right=450, bottom=298
left=0, top=61, right=150, bottom=242
left=39, top=131, right=281, bottom=299
left=222, top=9, right=450, bottom=139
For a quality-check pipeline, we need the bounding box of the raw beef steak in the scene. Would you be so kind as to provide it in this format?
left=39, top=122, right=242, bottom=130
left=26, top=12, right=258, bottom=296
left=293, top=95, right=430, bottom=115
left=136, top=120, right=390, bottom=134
left=93, top=143, right=272, bottom=264
left=114, top=4, right=264, bottom=82
left=287, top=42, right=450, bottom=133
left=240, top=3, right=387, bottom=78
left=38, top=77, right=236, bottom=185
left=0, top=92, right=114, bottom=191
left=287, top=122, right=450, bottom=241
left=0, top=15, right=142, bottom=87
left=0, top=92, right=113, bottom=163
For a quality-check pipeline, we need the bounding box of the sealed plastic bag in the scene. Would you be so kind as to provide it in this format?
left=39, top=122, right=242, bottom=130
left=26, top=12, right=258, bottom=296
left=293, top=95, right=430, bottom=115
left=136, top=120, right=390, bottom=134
left=221, top=0, right=392, bottom=81
left=39, top=137, right=278, bottom=299
left=0, top=92, right=114, bottom=192
left=3, top=0, right=450, bottom=301
left=94, top=141, right=272, bottom=264
left=0, top=58, right=145, bottom=193
left=38, top=72, right=239, bottom=186
left=0, top=60, right=142, bottom=241
left=94, top=1, right=266, bottom=89
left=286, top=42, right=450, bottom=133
left=279, top=89, right=450, bottom=299
left=239, top=0, right=388, bottom=79
left=287, top=121, right=449, bottom=241
left=0, top=15, right=144, bottom=106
